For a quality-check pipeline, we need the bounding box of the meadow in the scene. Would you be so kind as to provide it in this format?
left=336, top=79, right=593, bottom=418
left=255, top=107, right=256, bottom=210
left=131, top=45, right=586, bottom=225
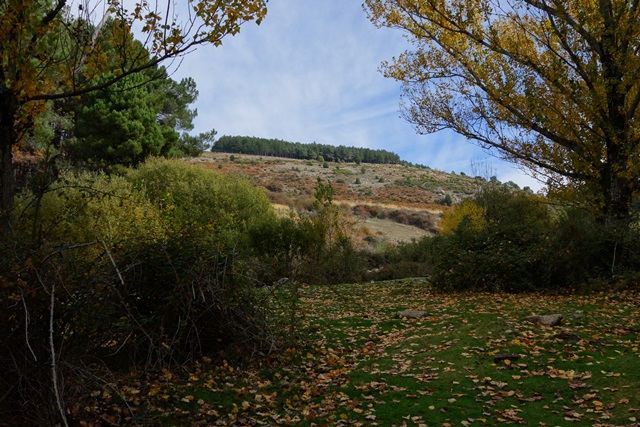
left=79, top=280, right=640, bottom=426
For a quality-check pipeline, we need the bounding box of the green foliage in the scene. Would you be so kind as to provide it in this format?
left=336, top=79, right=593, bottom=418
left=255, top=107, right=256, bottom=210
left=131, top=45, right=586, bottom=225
left=249, top=178, right=363, bottom=286
left=176, top=129, right=217, bottom=157
left=333, top=168, right=353, bottom=175
left=129, top=158, right=274, bottom=243
left=213, top=135, right=402, bottom=164
left=425, top=187, right=640, bottom=292
left=436, top=193, right=453, bottom=206
left=364, top=237, right=433, bottom=281
left=68, top=68, right=206, bottom=168
left=3, top=159, right=279, bottom=422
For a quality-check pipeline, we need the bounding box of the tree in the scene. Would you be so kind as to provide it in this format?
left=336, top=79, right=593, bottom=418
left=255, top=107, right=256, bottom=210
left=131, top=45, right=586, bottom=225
left=177, top=129, right=218, bottom=157
left=0, top=0, right=267, bottom=232
left=71, top=72, right=171, bottom=167
left=69, top=66, right=208, bottom=167
left=365, top=0, right=640, bottom=223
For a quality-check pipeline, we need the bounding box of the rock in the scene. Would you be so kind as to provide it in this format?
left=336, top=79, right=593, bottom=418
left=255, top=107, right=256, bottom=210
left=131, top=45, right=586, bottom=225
left=397, top=310, right=428, bottom=319
left=525, top=314, right=563, bottom=326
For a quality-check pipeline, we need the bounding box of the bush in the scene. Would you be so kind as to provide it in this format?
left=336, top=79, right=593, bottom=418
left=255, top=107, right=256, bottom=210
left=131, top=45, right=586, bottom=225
left=129, top=158, right=274, bottom=241
left=426, top=187, right=555, bottom=292
left=249, top=179, right=364, bottom=286
left=2, top=159, right=279, bottom=423
left=364, top=236, right=433, bottom=281
left=436, top=193, right=453, bottom=206
left=424, top=186, right=640, bottom=292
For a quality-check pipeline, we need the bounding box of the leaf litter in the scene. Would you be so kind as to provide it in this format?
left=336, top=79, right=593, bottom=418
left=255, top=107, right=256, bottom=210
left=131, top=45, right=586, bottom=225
left=77, top=280, right=640, bottom=426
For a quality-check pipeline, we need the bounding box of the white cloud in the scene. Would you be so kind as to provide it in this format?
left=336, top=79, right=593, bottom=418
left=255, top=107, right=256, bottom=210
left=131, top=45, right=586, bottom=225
left=169, top=0, right=543, bottom=191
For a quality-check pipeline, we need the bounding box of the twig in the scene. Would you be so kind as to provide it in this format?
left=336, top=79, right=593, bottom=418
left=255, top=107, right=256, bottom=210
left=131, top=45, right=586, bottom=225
left=21, top=293, right=37, bottom=362
left=99, top=240, right=125, bottom=287
left=98, top=240, right=156, bottom=362
left=48, top=277, right=69, bottom=427
left=74, top=361, right=138, bottom=425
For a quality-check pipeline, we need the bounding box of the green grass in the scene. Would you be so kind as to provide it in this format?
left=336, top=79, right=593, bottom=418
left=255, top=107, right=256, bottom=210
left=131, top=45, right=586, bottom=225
left=80, top=280, right=640, bottom=426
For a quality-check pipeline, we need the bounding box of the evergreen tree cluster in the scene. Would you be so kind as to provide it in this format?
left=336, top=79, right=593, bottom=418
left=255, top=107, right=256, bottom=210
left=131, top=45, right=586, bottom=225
left=213, top=135, right=402, bottom=164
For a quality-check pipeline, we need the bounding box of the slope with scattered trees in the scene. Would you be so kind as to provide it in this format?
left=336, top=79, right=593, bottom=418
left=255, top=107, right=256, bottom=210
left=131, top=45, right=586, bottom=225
left=3, top=1, right=640, bottom=424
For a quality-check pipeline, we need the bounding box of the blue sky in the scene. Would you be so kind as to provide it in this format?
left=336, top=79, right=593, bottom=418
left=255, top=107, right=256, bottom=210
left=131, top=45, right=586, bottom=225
left=172, top=0, right=543, bottom=191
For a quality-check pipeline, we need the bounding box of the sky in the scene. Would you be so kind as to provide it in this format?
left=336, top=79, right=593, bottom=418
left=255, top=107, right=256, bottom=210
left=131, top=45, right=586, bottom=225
left=171, top=0, right=543, bottom=191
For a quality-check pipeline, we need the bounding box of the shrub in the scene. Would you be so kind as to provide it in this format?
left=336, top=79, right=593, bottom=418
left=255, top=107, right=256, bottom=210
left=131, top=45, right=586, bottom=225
left=427, top=187, right=554, bottom=292
left=129, top=158, right=275, bottom=243
left=438, top=199, right=486, bottom=234
left=436, top=193, right=453, bottom=206
left=425, top=186, right=640, bottom=292
left=250, top=179, right=364, bottom=286
left=364, top=236, right=433, bottom=281
left=2, top=159, right=280, bottom=423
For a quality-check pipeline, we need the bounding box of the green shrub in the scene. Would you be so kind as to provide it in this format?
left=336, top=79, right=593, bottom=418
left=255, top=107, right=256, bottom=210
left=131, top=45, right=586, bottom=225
left=3, top=159, right=281, bottom=422
left=426, top=187, right=554, bottom=292
left=436, top=193, right=453, bottom=206
left=249, top=179, right=364, bottom=286
left=424, top=187, right=640, bottom=292
left=129, top=158, right=275, bottom=242
left=3, top=159, right=382, bottom=423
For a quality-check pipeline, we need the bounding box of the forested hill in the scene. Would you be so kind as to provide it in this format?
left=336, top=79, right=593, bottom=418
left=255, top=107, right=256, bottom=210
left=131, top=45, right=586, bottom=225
left=212, top=135, right=402, bottom=164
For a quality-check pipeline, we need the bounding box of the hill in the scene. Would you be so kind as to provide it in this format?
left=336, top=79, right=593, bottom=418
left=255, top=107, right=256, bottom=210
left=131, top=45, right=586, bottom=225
left=186, top=152, right=483, bottom=245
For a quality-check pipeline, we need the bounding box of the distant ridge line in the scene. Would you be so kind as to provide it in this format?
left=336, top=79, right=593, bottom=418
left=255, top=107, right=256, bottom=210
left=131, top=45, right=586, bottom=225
left=212, top=135, right=428, bottom=167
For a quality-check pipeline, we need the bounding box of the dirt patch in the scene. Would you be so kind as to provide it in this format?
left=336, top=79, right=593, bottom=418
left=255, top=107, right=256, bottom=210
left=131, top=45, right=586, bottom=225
left=358, top=218, right=433, bottom=243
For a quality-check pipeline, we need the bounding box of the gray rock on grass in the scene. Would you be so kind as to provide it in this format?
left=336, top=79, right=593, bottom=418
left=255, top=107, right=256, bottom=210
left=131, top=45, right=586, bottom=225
left=525, top=314, right=563, bottom=326
left=397, top=310, right=429, bottom=319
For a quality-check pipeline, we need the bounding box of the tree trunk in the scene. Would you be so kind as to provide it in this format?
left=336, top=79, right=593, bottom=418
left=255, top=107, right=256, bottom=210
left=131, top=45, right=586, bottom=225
left=601, top=139, right=633, bottom=226
left=603, top=169, right=632, bottom=224
left=0, top=90, right=17, bottom=235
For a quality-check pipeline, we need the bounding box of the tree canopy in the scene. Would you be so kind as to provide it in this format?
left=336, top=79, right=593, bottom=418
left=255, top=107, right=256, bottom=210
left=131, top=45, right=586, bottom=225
left=365, top=0, right=640, bottom=222
left=213, top=135, right=403, bottom=164
left=69, top=67, right=208, bottom=167
left=0, top=0, right=267, bottom=231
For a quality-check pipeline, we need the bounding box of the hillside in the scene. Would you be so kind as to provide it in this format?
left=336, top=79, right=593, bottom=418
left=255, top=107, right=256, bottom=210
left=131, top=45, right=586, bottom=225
left=186, top=152, right=482, bottom=244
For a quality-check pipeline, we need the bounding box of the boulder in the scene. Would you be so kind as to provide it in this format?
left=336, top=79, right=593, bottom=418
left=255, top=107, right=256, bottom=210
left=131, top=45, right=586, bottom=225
left=525, top=314, right=563, bottom=326
left=397, top=310, right=429, bottom=319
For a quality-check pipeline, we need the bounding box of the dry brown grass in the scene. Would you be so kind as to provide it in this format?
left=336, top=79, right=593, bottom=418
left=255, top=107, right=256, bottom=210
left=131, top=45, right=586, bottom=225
left=185, top=152, right=477, bottom=243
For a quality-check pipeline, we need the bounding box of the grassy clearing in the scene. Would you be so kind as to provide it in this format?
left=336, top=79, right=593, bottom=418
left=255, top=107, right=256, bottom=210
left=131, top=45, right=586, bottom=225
left=82, top=281, right=640, bottom=426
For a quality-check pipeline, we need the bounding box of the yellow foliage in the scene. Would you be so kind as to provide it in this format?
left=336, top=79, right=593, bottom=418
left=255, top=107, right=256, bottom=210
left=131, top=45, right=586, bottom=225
left=438, top=199, right=486, bottom=235
left=364, top=0, right=640, bottom=220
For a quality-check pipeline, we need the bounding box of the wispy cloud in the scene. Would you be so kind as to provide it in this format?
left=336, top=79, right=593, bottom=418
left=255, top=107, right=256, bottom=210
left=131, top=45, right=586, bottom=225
left=171, top=0, right=544, bottom=191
